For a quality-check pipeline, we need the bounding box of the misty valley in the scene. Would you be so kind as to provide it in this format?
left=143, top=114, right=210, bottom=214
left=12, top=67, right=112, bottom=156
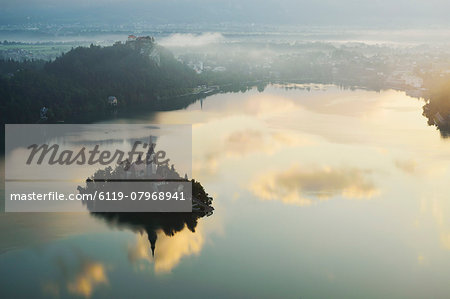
left=1, top=4, right=450, bottom=298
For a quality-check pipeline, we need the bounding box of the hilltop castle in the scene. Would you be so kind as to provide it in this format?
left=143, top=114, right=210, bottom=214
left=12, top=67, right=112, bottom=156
left=126, top=35, right=160, bottom=66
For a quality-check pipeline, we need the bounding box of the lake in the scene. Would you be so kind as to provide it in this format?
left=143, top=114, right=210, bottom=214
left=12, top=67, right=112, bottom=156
left=1, top=84, right=450, bottom=298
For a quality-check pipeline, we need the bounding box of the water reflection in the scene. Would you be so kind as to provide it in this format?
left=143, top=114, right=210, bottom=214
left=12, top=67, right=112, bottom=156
left=127, top=222, right=206, bottom=273
left=394, top=158, right=417, bottom=174
left=0, top=212, right=107, bottom=254
left=420, top=196, right=450, bottom=251
left=249, top=165, right=378, bottom=206
left=2, top=85, right=450, bottom=298
left=91, top=212, right=204, bottom=259
left=41, top=250, right=109, bottom=298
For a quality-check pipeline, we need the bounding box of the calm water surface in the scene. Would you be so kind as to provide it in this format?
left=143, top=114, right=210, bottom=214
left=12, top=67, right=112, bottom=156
left=1, top=85, right=450, bottom=298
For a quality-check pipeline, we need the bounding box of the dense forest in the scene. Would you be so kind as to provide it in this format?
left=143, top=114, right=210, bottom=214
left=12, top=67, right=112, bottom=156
left=0, top=42, right=200, bottom=123
left=421, top=75, right=450, bottom=136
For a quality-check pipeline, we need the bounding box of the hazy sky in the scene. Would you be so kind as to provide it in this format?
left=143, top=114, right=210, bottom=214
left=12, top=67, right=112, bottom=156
left=1, top=0, right=449, bottom=27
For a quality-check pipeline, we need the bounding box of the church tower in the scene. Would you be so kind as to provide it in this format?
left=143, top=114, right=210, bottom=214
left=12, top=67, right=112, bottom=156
left=146, top=136, right=157, bottom=176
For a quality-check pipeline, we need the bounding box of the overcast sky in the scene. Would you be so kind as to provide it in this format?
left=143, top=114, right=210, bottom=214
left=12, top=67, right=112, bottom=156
left=1, top=0, right=449, bottom=27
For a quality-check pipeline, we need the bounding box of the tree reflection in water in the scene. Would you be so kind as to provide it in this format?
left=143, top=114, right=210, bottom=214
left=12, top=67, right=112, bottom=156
left=90, top=210, right=211, bottom=257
